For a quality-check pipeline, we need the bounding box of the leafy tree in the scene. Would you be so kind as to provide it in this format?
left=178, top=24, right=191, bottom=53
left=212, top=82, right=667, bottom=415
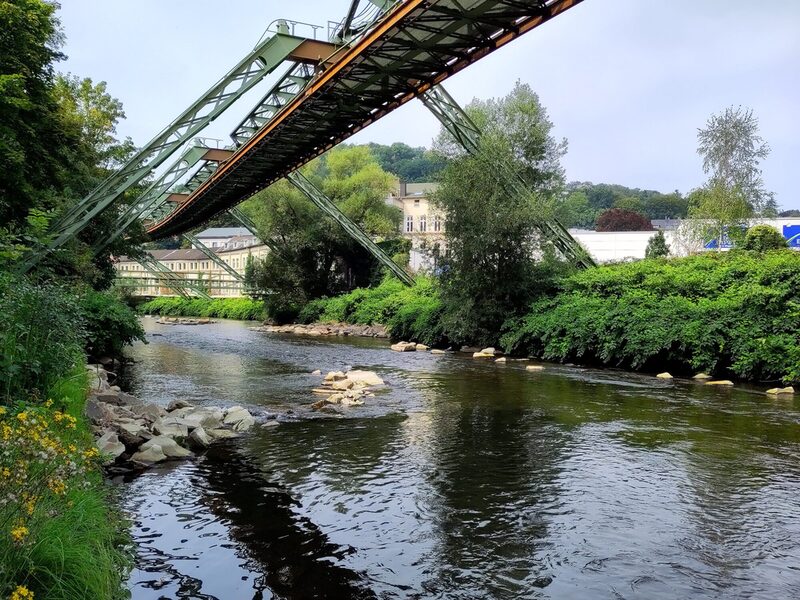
left=240, top=145, right=401, bottom=320
left=741, top=224, right=788, bottom=252
left=645, top=230, right=670, bottom=258
left=697, top=105, right=776, bottom=216
left=596, top=208, right=653, bottom=232
left=687, top=182, right=751, bottom=249
left=432, top=82, right=572, bottom=345
left=555, top=190, right=598, bottom=229
left=367, top=142, right=445, bottom=183
left=613, top=196, right=645, bottom=215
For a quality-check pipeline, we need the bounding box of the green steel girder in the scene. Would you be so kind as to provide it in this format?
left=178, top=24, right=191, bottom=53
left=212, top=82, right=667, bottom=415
left=115, top=276, right=245, bottom=293
left=135, top=254, right=211, bottom=299
left=19, top=31, right=310, bottom=273
left=227, top=207, right=284, bottom=257
left=420, top=85, right=595, bottom=269
left=94, top=144, right=215, bottom=254
left=286, top=171, right=414, bottom=286
left=181, top=234, right=244, bottom=282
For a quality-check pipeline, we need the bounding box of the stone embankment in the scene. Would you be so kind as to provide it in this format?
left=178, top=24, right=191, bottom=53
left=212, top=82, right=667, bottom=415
left=253, top=322, right=388, bottom=338
left=309, top=369, right=386, bottom=412
left=85, top=364, right=257, bottom=472
left=154, top=317, right=216, bottom=325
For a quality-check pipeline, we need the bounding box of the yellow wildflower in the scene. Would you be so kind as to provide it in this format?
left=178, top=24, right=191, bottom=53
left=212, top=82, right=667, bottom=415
left=44, top=399, right=53, bottom=408
left=10, top=525, right=29, bottom=544
left=16, top=412, right=27, bottom=422
left=47, top=478, right=66, bottom=495
left=10, top=585, right=35, bottom=600
left=83, top=447, right=99, bottom=459
left=0, top=406, right=6, bottom=415
left=1, top=467, right=10, bottom=477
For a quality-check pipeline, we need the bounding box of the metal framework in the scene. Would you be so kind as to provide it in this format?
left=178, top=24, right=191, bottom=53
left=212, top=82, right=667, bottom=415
left=420, top=85, right=595, bottom=268
left=145, top=0, right=587, bottom=242
left=181, top=234, right=244, bottom=282
left=286, top=171, right=414, bottom=285
left=135, top=255, right=212, bottom=299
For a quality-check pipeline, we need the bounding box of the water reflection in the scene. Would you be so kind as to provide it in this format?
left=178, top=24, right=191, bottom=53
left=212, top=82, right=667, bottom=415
left=120, top=319, right=800, bottom=599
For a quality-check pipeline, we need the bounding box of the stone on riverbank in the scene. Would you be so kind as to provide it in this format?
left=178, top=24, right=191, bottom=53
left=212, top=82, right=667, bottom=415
left=657, top=372, right=673, bottom=379
left=324, top=371, right=347, bottom=382
left=131, top=445, right=167, bottom=465
left=345, top=370, right=385, bottom=387
left=526, top=365, right=545, bottom=372
left=167, top=399, right=192, bottom=411
left=189, top=427, right=211, bottom=449
left=391, top=341, right=416, bottom=352
left=140, top=435, right=192, bottom=459
left=705, top=380, right=734, bottom=386
left=495, top=357, right=507, bottom=363
left=152, top=417, right=189, bottom=439
left=223, top=406, right=255, bottom=432
left=415, top=343, right=428, bottom=352
left=97, top=432, right=126, bottom=461
left=693, top=373, right=712, bottom=380
left=431, top=349, right=446, bottom=355
left=766, top=386, right=795, bottom=396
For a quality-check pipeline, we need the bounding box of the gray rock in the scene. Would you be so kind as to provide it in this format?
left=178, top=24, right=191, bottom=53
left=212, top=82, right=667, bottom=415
left=232, top=415, right=255, bottom=432
left=431, top=349, right=446, bottom=355
left=206, top=429, right=239, bottom=440
left=167, top=399, right=193, bottom=412
left=345, top=370, right=385, bottom=386
left=85, top=398, right=117, bottom=425
left=152, top=417, right=189, bottom=439
left=96, top=431, right=126, bottom=461
left=116, top=420, right=151, bottom=447
left=139, top=435, right=192, bottom=459
left=131, top=444, right=167, bottom=465
left=223, top=407, right=252, bottom=426
left=188, top=427, right=211, bottom=449
left=133, top=403, right=167, bottom=421
left=390, top=342, right=416, bottom=352
left=182, top=408, right=224, bottom=430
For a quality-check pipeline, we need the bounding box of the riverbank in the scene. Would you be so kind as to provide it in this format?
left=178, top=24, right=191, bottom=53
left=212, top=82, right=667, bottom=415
left=294, top=251, right=800, bottom=384
left=0, top=365, right=131, bottom=600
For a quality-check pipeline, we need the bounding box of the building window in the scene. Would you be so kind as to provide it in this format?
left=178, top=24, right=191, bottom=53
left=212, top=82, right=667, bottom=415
left=414, top=198, right=420, bottom=205
left=406, top=215, right=414, bottom=232
left=419, top=215, right=427, bottom=232
left=433, top=215, right=442, bottom=232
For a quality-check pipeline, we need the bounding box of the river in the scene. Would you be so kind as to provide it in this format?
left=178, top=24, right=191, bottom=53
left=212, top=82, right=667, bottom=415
left=116, top=318, right=800, bottom=599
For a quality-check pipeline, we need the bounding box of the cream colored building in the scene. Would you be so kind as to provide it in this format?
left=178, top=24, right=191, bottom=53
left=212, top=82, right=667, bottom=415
left=387, top=181, right=445, bottom=271
left=116, top=239, right=269, bottom=297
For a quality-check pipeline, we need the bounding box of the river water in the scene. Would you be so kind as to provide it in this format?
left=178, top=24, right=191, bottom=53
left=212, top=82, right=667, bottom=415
left=117, top=318, right=800, bottom=599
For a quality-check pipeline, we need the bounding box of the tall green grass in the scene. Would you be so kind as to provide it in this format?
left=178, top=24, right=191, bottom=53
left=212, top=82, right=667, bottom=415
left=0, top=364, right=131, bottom=600
left=138, top=297, right=266, bottom=320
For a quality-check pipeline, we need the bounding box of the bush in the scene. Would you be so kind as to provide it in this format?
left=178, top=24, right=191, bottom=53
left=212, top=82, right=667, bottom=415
left=501, top=250, right=800, bottom=383
left=645, top=230, right=670, bottom=258
left=0, top=275, right=84, bottom=403
left=742, top=224, right=787, bottom=252
left=138, top=297, right=266, bottom=321
left=78, top=289, right=146, bottom=359
left=596, top=208, right=653, bottom=231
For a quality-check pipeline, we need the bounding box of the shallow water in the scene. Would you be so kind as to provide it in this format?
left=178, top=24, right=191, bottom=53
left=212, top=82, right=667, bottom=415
left=118, top=318, right=800, bottom=599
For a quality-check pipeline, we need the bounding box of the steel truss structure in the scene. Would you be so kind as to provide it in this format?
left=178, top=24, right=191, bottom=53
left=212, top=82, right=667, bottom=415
left=135, top=255, right=211, bottom=299
left=22, top=0, right=591, bottom=280
left=420, top=85, right=595, bottom=268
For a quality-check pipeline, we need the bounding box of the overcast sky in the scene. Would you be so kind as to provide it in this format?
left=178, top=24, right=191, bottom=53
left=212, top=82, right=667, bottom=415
left=56, top=1, right=799, bottom=208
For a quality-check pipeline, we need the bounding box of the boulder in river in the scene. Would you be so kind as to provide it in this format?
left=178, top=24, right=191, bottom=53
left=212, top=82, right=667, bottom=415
left=345, top=370, right=385, bottom=387
left=415, top=343, right=428, bottom=352
left=526, top=365, right=545, bottom=372
left=131, top=444, right=167, bottom=465
left=495, top=357, right=507, bottom=363
left=96, top=431, right=126, bottom=461
left=324, top=371, right=347, bottom=382
left=692, top=373, right=712, bottom=380
left=766, top=386, right=794, bottom=395
left=705, top=380, right=734, bottom=386
left=152, top=417, right=189, bottom=439
left=223, top=406, right=255, bottom=432
left=167, top=399, right=193, bottom=412
left=391, top=341, right=416, bottom=352
left=140, top=435, right=192, bottom=459
left=188, top=426, right=211, bottom=449
left=657, top=372, right=673, bottom=379
left=431, top=349, right=446, bottom=355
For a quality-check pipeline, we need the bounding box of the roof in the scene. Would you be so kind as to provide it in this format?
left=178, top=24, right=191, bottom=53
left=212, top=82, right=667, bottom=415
left=404, top=182, right=438, bottom=196
left=196, top=227, right=250, bottom=238
left=117, top=249, right=207, bottom=262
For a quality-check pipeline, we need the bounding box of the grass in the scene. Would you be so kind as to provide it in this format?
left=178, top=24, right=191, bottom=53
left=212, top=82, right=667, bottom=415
left=0, top=363, right=131, bottom=600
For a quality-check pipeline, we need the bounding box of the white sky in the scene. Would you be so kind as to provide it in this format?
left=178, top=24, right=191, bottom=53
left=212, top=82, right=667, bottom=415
left=56, top=0, right=799, bottom=208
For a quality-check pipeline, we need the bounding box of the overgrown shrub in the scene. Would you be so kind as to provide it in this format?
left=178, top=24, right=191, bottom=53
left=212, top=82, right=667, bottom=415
left=0, top=275, right=84, bottom=403
left=138, top=297, right=266, bottom=321
left=78, top=289, right=146, bottom=359
left=742, top=224, right=788, bottom=252
left=501, top=250, right=800, bottom=383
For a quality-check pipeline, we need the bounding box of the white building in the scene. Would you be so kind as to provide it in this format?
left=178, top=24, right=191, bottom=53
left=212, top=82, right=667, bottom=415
left=192, top=227, right=252, bottom=249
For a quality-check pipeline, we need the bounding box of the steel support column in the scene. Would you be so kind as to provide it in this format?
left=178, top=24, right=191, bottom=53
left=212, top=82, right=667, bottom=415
left=286, top=171, right=414, bottom=286
left=420, top=85, right=595, bottom=269
left=181, top=234, right=244, bottom=282
left=135, top=254, right=212, bottom=299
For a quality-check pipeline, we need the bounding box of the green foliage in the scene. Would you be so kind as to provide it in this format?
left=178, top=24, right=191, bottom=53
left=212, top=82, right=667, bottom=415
left=138, top=297, right=266, bottom=321
left=0, top=364, right=131, bottom=600
left=77, top=289, right=145, bottom=358
left=742, top=224, right=787, bottom=252
left=0, top=274, right=83, bottom=403
left=645, top=230, right=670, bottom=258
left=501, top=250, right=800, bottom=383
left=561, top=182, right=688, bottom=227
left=433, top=82, right=571, bottom=345
left=688, top=182, right=752, bottom=247
left=367, top=142, right=446, bottom=183
left=241, top=145, right=403, bottom=311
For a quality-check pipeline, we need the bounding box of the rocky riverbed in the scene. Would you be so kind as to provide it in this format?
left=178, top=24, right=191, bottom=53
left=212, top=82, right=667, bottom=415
left=252, top=322, right=388, bottom=338
left=85, top=363, right=257, bottom=474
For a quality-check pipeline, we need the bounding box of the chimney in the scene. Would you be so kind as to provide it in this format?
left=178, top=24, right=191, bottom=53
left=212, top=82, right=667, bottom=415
left=399, top=181, right=407, bottom=197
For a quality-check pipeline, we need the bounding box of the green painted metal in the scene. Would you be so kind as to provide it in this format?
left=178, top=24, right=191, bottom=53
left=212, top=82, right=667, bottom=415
left=135, top=254, right=212, bottom=299
left=286, top=171, right=414, bottom=286
left=114, top=276, right=245, bottom=293
left=181, top=234, right=244, bottom=282
left=227, top=207, right=285, bottom=257
left=19, top=31, right=309, bottom=273
left=420, top=85, right=595, bottom=269
left=94, top=144, right=214, bottom=254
